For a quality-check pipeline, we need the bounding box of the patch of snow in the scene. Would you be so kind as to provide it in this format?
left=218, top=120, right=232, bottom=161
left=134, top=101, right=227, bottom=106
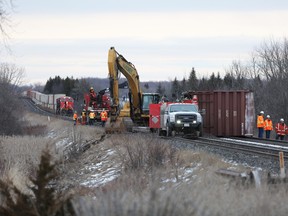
left=47, top=130, right=56, bottom=138
left=55, top=138, right=71, bottom=149
left=79, top=149, right=121, bottom=187
left=81, top=168, right=120, bottom=187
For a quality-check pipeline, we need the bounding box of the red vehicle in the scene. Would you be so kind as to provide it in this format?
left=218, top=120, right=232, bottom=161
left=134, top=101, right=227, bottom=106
left=83, top=89, right=111, bottom=121
left=56, top=96, right=74, bottom=116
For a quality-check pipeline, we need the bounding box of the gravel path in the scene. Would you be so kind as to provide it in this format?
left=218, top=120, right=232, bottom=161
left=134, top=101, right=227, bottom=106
left=171, top=136, right=283, bottom=175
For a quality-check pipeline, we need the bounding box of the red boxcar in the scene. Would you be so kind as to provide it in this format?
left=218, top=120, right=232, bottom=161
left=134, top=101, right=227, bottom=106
left=184, top=90, right=255, bottom=137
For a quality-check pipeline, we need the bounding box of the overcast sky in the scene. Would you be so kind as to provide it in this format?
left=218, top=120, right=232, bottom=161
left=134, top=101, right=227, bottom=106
left=3, top=0, right=288, bottom=85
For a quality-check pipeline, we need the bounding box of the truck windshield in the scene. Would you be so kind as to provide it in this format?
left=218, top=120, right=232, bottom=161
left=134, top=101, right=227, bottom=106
left=170, top=104, right=197, bottom=112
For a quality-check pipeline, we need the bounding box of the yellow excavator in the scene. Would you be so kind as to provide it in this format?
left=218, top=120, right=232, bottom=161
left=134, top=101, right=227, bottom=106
left=105, top=47, right=160, bottom=133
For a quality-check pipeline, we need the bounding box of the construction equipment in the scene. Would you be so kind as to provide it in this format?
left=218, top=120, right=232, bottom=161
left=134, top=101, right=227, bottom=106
left=106, top=47, right=160, bottom=133
left=83, top=81, right=129, bottom=124
left=83, top=88, right=111, bottom=122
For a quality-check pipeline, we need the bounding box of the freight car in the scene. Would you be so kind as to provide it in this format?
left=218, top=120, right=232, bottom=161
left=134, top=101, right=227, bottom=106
left=23, top=90, right=72, bottom=115
left=182, top=90, right=255, bottom=137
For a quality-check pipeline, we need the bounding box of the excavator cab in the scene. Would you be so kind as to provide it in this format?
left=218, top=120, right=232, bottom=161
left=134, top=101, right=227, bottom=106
left=141, top=93, right=160, bottom=116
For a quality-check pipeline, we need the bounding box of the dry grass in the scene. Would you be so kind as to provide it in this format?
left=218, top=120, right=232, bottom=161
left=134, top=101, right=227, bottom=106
left=83, top=134, right=288, bottom=216
left=2, top=112, right=288, bottom=215
left=0, top=136, right=54, bottom=190
left=0, top=112, right=103, bottom=194
left=69, top=177, right=288, bottom=216
left=111, top=134, right=176, bottom=172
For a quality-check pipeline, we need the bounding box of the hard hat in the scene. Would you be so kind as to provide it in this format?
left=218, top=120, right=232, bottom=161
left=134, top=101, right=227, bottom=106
left=266, top=115, right=270, bottom=118
left=280, top=118, right=284, bottom=122
left=260, top=111, right=264, bottom=114
left=90, top=87, right=94, bottom=90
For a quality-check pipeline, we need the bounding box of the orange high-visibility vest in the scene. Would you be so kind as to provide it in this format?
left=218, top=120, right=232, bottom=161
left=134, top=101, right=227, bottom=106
left=100, top=111, right=108, bottom=121
left=89, top=112, right=95, bottom=119
left=73, top=113, right=78, bottom=120
left=257, top=115, right=265, bottom=128
left=264, top=119, right=273, bottom=131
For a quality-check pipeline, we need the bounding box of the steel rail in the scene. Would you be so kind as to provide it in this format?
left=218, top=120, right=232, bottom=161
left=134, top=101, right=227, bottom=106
left=172, top=136, right=288, bottom=159
left=21, top=97, right=73, bottom=121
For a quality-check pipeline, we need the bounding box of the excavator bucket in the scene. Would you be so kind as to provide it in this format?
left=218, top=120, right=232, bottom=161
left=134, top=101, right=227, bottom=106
left=105, top=117, right=125, bottom=134
left=104, top=117, right=134, bottom=134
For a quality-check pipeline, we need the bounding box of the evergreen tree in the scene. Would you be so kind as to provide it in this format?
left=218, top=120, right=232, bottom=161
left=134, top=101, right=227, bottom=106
left=187, top=67, right=198, bottom=91
left=156, top=82, right=165, bottom=95
left=208, top=72, right=222, bottom=91
left=181, top=77, right=187, bottom=92
left=198, top=77, right=208, bottom=90
left=223, top=73, right=234, bottom=89
left=144, top=83, right=149, bottom=90
left=43, top=76, right=78, bottom=96
left=43, top=78, right=53, bottom=94
left=171, top=77, right=181, bottom=101
left=63, top=77, right=70, bottom=95
left=216, top=72, right=223, bottom=89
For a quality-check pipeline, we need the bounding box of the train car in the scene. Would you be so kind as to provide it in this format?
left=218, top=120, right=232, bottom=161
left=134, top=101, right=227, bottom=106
left=24, top=90, right=69, bottom=114
left=56, top=96, right=74, bottom=116
left=183, top=90, right=255, bottom=137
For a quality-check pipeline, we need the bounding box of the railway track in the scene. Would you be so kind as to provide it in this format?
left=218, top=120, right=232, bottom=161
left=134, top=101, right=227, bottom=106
left=21, top=96, right=288, bottom=161
left=21, top=97, right=73, bottom=122
left=171, top=136, right=288, bottom=160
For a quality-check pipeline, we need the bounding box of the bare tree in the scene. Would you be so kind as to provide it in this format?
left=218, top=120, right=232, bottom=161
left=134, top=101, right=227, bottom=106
left=0, top=62, right=24, bottom=86
left=0, top=0, right=14, bottom=50
left=226, top=38, right=288, bottom=121
left=225, top=60, right=248, bottom=79
left=252, top=38, right=288, bottom=120
left=0, top=63, right=25, bottom=135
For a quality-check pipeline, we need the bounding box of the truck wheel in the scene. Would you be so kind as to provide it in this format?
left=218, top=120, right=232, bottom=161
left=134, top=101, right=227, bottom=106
left=198, top=125, right=203, bottom=137
left=171, top=130, right=176, bottom=137
left=158, top=129, right=165, bottom=136
left=166, top=125, right=172, bottom=137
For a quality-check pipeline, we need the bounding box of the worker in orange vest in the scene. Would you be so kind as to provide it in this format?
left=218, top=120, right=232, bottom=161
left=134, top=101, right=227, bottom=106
left=275, top=118, right=287, bottom=140
left=257, top=111, right=265, bottom=138
left=73, top=111, right=78, bottom=125
left=264, top=115, right=273, bottom=139
left=100, top=108, right=108, bottom=127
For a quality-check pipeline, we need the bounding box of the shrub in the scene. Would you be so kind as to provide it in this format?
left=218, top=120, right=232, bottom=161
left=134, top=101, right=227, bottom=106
left=0, top=148, right=74, bottom=216
left=112, top=134, right=178, bottom=172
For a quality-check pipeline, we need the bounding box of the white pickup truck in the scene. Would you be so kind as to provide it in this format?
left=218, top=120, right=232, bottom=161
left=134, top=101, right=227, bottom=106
left=159, top=103, right=203, bottom=137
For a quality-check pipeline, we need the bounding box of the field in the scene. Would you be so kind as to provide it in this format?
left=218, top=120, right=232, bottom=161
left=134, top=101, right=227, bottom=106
left=1, top=111, right=288, bottom=215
